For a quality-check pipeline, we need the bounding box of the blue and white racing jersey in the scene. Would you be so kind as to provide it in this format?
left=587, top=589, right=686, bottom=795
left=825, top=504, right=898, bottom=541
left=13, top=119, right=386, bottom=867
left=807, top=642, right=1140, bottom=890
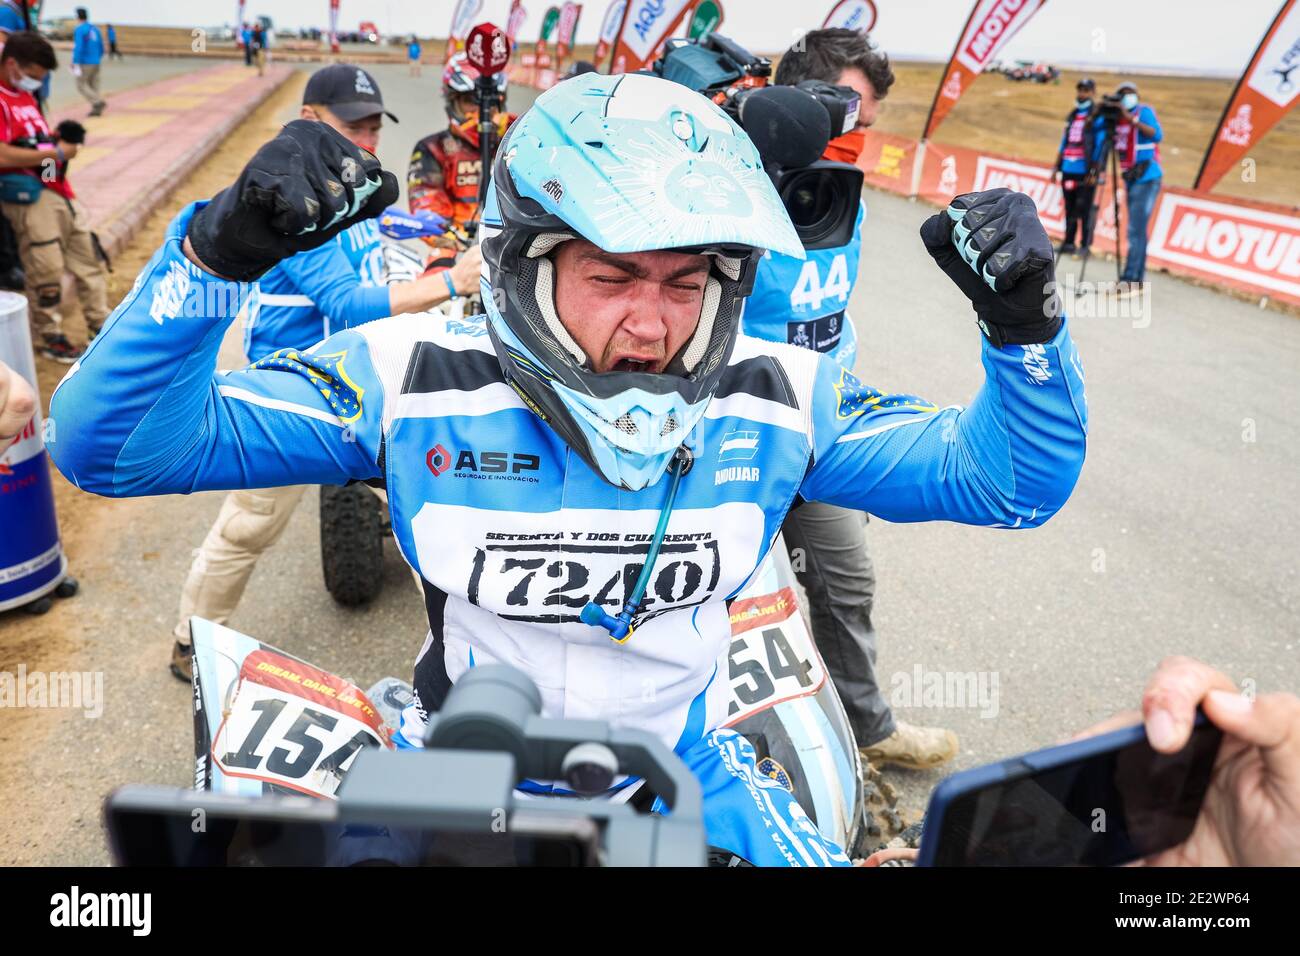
left=49, top=203, right=1089, bottom=756
left=243, top=217, right=391, bottom=359
left=743, top=201, right=864, bottom=369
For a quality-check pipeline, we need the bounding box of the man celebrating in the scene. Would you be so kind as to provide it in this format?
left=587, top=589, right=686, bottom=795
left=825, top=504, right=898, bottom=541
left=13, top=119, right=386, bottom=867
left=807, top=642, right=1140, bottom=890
left=48, top=74, right=1087, bottom=865
left=165, top=63, right=482, bottom=682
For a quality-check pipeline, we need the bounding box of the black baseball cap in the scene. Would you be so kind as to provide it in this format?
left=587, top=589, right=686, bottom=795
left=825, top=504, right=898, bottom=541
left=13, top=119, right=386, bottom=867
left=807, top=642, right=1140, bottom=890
left=303, top=64, right=399, bottom=123
left=1076, top=77, right=1096, bottom=90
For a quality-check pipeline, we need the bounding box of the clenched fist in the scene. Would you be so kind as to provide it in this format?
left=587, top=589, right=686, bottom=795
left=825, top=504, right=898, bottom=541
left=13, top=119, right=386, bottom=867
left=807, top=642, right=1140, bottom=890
left=920, top=188, right=1063, bottom=348
left=187, top=120, right=400, bottom=282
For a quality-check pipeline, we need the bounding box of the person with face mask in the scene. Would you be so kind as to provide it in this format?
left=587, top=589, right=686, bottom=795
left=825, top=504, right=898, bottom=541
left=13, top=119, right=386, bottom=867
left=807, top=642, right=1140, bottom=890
left=1113, top=80, right=1163, bottom=291
left=745, top=29, right=961, bottom=774
left=163, top=64, right=483, bottom=682
left=1052, top=78, right=1103, bottom=256
left=0, top=31, right=108, bottom=363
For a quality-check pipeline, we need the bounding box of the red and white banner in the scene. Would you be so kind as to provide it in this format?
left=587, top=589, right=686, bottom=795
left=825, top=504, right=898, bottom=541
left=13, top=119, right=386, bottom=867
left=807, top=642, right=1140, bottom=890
left=556, top=1, right=583, bottom=60
left=507, top=0, right=529, bottom=46
left=822, top=0, right=877, bottom=33
left=609, top=0, right=694, bottom=74
left=327, top=0, right=339, bottom=54
left=1194, top=0, right=1300, bottom=192
left=446, top=0, right=484, bottom=60
left=235, top=1, right=246, bottom=45
left=595, top=0, right=626, bottom=68
left=923, top=0, right=1048, bottom=140
left=1148, top=191, right=1300, bottom=303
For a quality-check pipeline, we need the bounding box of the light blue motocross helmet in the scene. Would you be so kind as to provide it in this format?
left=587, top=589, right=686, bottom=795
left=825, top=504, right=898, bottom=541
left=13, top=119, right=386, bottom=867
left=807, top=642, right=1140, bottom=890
left=479, top=71, right=803, bottom=491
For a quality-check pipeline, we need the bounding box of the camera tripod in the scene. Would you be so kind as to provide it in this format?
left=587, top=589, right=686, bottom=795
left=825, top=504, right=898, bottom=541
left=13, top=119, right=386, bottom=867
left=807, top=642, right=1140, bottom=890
left=1077, top=120, right=1124, bottom=286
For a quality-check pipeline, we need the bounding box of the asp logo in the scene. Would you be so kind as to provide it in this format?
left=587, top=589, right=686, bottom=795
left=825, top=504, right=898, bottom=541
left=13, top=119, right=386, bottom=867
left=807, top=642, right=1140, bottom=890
left=427, top=444, right=542, bottom=482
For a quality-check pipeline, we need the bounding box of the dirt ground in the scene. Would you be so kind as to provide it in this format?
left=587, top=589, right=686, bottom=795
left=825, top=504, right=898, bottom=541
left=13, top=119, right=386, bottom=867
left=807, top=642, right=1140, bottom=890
left=0, top=73, right=306, bottom=864
left=872, top=61, right=1300, bottom=209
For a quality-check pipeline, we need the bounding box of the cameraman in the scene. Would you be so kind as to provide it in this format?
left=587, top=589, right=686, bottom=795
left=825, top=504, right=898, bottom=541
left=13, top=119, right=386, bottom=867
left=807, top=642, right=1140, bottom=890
left=750, top=28, right=959, bottom=772
left=0, top=31, right=107, bottom=363
left=1113, top=80, right=1163, bottom=290
left=1051, top=77, right=1102, bottom=256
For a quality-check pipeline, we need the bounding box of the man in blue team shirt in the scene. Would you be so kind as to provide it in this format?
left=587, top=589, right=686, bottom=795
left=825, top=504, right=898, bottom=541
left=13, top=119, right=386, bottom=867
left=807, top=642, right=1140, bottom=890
left=167, top=64, right=483, bottom=680
left=71, top=7, right=105, bottom=116
left=1052, top=77, right=1102, bottom=257
left=1113, top=81, right=1164, bottom=291
left=745, top=29, right=960, bottom=771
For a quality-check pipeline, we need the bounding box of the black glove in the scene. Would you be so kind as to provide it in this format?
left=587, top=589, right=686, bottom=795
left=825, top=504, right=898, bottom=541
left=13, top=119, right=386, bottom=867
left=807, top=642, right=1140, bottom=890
left=188, top=119, right=400, bottom=282
left=920, top=188, right=1062, bottom=348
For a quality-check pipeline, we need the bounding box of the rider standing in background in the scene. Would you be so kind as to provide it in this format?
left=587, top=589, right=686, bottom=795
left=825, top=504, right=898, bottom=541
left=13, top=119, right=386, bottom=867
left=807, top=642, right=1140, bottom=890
left=407, top=52, right=515, bottom=271
left=751, top=29, right=959, bottom=771
left=166, top=64, right=482, bottom=681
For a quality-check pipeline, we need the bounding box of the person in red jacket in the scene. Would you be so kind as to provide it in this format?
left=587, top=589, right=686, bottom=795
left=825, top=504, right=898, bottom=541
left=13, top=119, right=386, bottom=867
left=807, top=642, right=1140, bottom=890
left=407, top=52, right=514, bottom=268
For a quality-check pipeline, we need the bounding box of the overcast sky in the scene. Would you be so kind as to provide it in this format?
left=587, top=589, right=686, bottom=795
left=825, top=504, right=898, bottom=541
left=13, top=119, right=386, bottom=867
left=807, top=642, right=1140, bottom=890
left=45, top=0, right=1289, bottom=74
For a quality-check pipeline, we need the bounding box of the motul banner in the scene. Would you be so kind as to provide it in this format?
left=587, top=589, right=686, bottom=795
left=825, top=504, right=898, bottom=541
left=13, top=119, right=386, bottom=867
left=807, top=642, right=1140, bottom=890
left=595, top=0, right=626, bottom=67
left=923, top=0, right=1048, bottom=140
left=446, top=0, right=484, bottom=60
left=556, top=1, right=583, bottom=60
left=609, top=0, right=695, bottom=75
left=1148, top=191, right=1300, bottom=305
left=1194, top=0, right=1300, bottom=192
left=507, top=0, right=529, bottom=46
left=822, top=0, right=877, bottom=33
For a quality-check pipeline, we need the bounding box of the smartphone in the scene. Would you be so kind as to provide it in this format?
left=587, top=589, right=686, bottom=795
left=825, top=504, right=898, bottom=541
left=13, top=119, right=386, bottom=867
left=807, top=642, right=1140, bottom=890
left=916, top=711, right=1221, bottom=866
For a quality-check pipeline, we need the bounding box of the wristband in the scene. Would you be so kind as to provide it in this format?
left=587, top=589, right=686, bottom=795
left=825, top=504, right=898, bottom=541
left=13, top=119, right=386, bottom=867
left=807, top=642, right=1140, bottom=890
left=442, top=269, right=459, bottom=301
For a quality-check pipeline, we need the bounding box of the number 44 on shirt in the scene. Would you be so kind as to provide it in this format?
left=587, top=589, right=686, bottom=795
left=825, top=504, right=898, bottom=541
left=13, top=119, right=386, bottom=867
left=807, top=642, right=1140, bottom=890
left=789, top=254, right=851, bottom=312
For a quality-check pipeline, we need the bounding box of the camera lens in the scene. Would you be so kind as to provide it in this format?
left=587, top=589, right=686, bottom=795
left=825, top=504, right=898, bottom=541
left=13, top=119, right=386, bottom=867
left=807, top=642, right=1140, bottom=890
left=781, top=168, right=848, bottom=247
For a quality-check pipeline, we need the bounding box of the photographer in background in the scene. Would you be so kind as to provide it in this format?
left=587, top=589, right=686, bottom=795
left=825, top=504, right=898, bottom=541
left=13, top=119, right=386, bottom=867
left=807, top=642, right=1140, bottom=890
left=0, top=31, right=107, bottom=363
left=1113, top=80, right=1163, bottom=291
left=1051, top=77, right=1102, bottom=257
left=751, top=28, right=960, bottom=772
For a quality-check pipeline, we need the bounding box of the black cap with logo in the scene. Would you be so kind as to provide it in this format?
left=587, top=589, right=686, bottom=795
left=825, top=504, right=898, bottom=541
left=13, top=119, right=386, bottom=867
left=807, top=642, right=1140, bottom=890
left=303, top=64, right=399, bottom=123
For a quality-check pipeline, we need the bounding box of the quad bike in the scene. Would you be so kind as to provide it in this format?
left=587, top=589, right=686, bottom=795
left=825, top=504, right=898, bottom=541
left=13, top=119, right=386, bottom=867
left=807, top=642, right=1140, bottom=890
left=137, top=535, right=916, bottom=865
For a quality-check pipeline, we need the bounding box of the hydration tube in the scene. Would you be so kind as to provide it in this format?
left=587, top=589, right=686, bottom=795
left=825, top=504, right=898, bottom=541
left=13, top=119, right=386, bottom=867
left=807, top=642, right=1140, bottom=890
left=580, top=446, right=694, bottom=643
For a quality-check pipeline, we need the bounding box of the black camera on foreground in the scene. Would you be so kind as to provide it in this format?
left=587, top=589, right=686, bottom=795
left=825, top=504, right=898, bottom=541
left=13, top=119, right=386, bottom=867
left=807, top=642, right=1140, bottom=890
left=10, top=119, right=87, bottom=152
left=1096, top=93, right=1126, bottom=126
left=651, top=33, right=864, bottom=251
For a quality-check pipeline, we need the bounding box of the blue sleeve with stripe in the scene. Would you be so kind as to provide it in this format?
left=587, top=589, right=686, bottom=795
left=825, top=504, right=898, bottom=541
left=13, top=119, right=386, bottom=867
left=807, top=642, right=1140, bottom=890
left=47, top=203, right=385, bottom=497
left=800, top=321, right=1088, bottom=528
left=275, top=236, right=392, bottom=333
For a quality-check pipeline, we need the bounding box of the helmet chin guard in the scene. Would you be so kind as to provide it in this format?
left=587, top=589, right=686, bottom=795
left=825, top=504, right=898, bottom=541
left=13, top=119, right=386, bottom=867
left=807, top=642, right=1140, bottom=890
left=479, top=72, right=803, bottom=491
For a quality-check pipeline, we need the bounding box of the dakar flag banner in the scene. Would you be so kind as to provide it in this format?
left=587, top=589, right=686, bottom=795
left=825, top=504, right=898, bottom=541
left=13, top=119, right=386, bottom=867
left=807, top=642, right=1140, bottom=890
left=556, top=1, right=584, bottom=60
left=327, top=0, right=339, bottom=53
left=822, top=0, right=877, bottom=33
left=595, top=0, right=626, bottom=67
left=446, top=0, right=484, bottom=60
left=609, top=0, right=695, bottom=74
left=923, top=0, right=1048, bottom=140
left=1194, top=0, right=1300, bottom=192
left=507, top=0, right=529, bottom=47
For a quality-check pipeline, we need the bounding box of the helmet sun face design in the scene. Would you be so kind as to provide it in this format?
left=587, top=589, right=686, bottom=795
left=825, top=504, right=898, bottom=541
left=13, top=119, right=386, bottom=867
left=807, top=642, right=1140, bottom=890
left=480, top=72, right=804, bottom=491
